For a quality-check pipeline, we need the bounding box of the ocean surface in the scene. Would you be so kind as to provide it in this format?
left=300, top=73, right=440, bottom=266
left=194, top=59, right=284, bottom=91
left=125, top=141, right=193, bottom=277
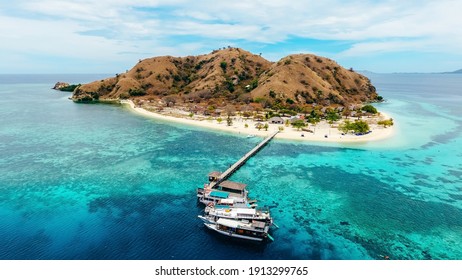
left=0, top=73, right=461, bottom=260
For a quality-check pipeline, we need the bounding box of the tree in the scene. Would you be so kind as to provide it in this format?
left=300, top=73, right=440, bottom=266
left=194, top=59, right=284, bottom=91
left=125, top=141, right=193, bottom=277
left=128, top=88, right=146, bottom=96
left=163, top=95, right=177, bottom=107
left=353, top=120, right=370, bottom=133
left=338, top=120, right=370, bottom=134
left=225, top=79, right=234, bottom=92
left=338, top=120, right=351, bottom=134
left=291, top=120, right=306, bottom=131
left=326, top=109, right=340, bottom=123
left=226, top=116, right=233, bottom=126
left=264, top=123, right=269, bottom=131
left=256, top=123, right=263, bottom=131
left=220, top=61, right=227, bottom=72
left=307, top=109, right=321, bottom=124
left=362, top=104, right=378, bottom=114
left=342, top=109, right=351, bottom=119
left=119, top=92, right=130, bottom=99
left=250, top=79, right=258, bottom=90
left=286, top=98, right=295, bottom=104
left=217, top=117, right=223, bottom=124
left=308, top=116, right=320, bottom=126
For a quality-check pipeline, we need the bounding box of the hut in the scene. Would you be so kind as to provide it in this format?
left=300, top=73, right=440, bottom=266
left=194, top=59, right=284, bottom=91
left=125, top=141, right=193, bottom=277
left=208, top=171, right=222, bottom=182
left=268, top=116, right=284, bottom=124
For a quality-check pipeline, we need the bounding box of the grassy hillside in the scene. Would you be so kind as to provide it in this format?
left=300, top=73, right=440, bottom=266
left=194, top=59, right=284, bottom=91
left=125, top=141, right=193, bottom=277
left=73, top=47, right=380, bottom=113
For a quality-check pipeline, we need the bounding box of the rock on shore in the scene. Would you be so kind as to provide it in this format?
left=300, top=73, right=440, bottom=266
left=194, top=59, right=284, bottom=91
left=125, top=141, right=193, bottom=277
left=52, top=82, right=70, bottom=90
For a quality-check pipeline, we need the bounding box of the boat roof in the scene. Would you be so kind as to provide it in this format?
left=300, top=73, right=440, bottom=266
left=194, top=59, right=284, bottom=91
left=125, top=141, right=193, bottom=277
left=215, top=207, right=256, bottom=215
left=218, top=196, right=245, bottom=204
left=219, top=180, right=247, bottom=191
left=235, top=208, right=257, bottom=215
left=216, top=218, right=246, bottom=228
left=218, top=198, right=234, bottom=204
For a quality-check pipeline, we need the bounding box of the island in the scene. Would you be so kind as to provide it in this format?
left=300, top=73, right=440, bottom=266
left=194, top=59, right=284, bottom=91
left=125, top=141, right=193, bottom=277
left=71, top=47, right=394, bottom=143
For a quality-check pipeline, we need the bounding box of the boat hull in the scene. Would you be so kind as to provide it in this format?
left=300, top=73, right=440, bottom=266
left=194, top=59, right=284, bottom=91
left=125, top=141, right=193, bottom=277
left=204, top=223, right=264, bottom=242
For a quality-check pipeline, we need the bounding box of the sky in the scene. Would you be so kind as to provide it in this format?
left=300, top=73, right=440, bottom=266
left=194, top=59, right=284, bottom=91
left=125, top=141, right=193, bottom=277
left=1, top=0, right=461, bottom=74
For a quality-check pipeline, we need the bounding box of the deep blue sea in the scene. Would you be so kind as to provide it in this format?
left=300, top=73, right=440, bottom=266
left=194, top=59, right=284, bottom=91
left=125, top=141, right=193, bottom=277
left=0, top=73, right=461, bottom=260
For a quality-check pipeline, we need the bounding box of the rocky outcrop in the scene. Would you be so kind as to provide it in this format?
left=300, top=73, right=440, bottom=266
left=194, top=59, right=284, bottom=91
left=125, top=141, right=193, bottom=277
left=52, top=82, right=70, bottom=90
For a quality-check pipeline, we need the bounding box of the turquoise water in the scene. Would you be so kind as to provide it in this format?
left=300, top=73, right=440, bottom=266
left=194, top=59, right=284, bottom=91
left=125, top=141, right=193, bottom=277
left=0, top=73, right=461, bottom=259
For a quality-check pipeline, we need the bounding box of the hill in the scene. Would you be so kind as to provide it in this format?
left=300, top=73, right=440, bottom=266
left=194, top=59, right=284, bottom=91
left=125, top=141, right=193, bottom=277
left=72, top=47, right=380, bottom=113
left=446, top=69, right=462, bottom=74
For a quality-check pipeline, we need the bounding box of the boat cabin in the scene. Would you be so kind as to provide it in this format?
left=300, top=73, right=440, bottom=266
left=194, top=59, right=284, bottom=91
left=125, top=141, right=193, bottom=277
left=216, top=180, right=247, bottom=195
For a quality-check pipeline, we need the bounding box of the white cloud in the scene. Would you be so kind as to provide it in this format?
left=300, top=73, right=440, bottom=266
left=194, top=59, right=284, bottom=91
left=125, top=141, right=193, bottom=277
left=340, top=40, right=422, bottom=57
left=0, top=15, right=131, bottom=59
left=1, top=0, right=461, bottom=72
left=9, top=1, right=462, bottom=44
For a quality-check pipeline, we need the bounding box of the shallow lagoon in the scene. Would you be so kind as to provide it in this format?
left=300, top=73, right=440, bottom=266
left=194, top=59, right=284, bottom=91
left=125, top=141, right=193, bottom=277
left=0, top=73, right=461, bottom=259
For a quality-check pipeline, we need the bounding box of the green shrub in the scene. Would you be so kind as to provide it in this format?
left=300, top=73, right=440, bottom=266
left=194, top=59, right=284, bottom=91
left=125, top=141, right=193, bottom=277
left=220, top=61, right=227, bottom=72
left=128, top=88, right=146, bottom=96
left=291, top=120, right=306, bottom=130
left=119, top=92, right=130, bottom=99
left=362, top=104, right=378, bottom=114
left=378, top=118, right=394, bottom=127
left=339, top=120, right=370, bottom=134
left=286, top=98, right=295, bottom=104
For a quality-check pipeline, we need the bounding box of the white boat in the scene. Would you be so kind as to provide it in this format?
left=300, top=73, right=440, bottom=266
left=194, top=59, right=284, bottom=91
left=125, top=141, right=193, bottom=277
left=201, top=217, right=271, bottom=242
left=204, top=205, right=272, bottom=226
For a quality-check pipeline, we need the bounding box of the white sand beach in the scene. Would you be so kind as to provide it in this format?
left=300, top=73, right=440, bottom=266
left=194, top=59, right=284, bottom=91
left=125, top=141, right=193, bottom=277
left=121, top=100, right=395, bottom=143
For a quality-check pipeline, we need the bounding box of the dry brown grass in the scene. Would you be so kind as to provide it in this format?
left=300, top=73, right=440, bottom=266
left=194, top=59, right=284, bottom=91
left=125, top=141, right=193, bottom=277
left=73, top=47, right=378, bottom=110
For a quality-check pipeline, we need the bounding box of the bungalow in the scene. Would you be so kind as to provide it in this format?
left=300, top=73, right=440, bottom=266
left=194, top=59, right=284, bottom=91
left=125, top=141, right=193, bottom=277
left=213, top=109, right=223, bottom=117
left=190, top=105, right=205, bottom=114
left=268, top=116, right=284, bottom=124
left=349, top=105, right=358, bottom=111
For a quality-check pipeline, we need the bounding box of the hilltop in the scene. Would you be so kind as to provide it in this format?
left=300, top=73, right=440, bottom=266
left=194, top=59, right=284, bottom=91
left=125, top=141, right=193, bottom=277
left=72, top=47, right=381, bottom=113
left=442, top=69, right=462, bottom=74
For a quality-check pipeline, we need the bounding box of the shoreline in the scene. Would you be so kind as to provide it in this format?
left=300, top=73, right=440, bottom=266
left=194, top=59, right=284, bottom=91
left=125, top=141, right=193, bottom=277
left=120, top=100, right=396, bottom=144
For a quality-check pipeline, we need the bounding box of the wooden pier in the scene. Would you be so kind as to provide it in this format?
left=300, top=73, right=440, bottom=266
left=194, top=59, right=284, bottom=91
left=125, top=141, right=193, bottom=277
left=209, top=131, right=279, bottom=188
